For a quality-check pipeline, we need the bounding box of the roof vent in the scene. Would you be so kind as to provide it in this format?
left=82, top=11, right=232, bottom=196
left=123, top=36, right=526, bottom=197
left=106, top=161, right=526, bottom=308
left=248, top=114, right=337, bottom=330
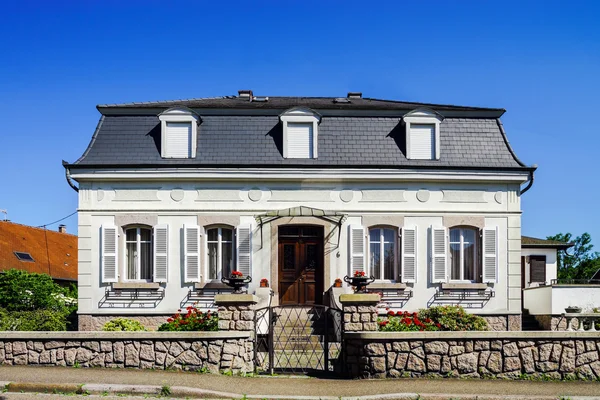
left=58, top=224, right=67, bottom=233
left=347, top=92, right=362, bottom=99
left=333, top=98, right=351, bottom=103
left=252, top=96, right=269, bottom=102
left=238, top=90, right=253, bottom=100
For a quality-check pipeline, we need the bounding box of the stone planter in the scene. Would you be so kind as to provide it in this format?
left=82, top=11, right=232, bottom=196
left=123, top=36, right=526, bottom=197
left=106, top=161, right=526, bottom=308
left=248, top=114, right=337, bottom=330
left=565, top=306, right=582, bottom=313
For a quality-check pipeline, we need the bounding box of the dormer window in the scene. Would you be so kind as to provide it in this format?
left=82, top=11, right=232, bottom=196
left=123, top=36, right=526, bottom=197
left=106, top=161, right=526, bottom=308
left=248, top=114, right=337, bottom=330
left=280, top=107, right=321, bottom=159
left=158, top=107, right=200, bottom=158
left=403, top=108, right=443, bottom=160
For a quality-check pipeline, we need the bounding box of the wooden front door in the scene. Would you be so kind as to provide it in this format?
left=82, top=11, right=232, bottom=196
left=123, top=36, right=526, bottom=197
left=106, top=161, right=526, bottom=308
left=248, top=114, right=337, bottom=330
left=278, top=226, right=323, bottom=305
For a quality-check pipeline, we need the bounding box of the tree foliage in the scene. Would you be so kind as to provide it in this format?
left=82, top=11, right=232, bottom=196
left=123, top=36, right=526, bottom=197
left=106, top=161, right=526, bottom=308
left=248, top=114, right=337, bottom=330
left=547, top=232, right=600, bottom=280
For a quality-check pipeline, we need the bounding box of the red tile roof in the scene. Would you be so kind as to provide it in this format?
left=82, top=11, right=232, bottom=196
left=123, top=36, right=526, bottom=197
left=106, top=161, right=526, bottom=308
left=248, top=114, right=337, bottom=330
left=0, top=221, right=77, bottom=281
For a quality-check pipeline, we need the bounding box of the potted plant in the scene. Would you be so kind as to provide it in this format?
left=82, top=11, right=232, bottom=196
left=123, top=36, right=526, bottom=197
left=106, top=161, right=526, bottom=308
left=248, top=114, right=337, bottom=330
left=260, top=278, right=269, bottom=288
left=565, top=306, right=582, bottom=313
left=333, top=278, right=343, bottom=288
left=221, top=271, right=252, bottom=294
left=343, top=271, right=375, bottom=293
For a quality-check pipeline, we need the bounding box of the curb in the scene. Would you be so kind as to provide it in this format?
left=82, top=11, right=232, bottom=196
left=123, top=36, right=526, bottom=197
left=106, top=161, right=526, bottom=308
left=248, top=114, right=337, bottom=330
left=2, top=381, right=600, bottom=400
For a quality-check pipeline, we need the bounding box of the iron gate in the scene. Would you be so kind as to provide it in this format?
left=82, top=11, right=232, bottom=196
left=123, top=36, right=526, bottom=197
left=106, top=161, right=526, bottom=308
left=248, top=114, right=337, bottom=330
left=254, top=305, right=343, bottom=375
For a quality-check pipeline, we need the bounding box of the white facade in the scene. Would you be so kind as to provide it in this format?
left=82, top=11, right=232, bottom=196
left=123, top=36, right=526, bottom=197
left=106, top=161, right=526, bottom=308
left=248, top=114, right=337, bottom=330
left=73, top=171, right=527, bottom=318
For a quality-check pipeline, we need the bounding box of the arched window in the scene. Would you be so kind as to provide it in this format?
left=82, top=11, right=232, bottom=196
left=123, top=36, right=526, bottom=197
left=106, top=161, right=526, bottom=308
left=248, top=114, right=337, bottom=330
left=207, top=226, right=234, bottom=279
left=125, top=226, right=153, bottom=281
left=369, top=227, right=397, bottom=281
left=449, top=227, right=480, bottom=282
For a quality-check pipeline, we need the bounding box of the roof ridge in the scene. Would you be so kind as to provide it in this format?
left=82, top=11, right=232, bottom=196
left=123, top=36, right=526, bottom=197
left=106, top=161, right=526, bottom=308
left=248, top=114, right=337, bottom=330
left=97, top=95, right=236, bottom=108
left=0, top=220, right=78, bottom=237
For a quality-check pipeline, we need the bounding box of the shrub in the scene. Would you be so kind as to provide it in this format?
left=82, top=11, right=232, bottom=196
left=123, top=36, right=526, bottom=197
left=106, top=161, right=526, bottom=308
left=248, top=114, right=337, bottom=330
left=158, top=306, right=217, bottom=331
left=378, top=306, right=488, bottom=332
left=418, top=305, right=488, bottom=331
left=0, top=308, right=68, bottom=331
left=102, top=318, right=147, bottom=332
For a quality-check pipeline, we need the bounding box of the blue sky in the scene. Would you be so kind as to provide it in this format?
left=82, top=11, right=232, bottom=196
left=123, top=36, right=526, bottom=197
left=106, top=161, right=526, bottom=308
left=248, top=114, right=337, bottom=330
left=0, top=1, right=599, bottom=248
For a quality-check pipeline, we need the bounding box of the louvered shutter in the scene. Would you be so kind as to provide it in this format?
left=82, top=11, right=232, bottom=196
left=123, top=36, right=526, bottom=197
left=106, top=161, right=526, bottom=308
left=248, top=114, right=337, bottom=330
left=430, top=226, right=448, bottom=283
left=236, top=225, right=252, bottom=277
left=101, top=224, right=118, bottom=283
left=165, top=122, right=191, bottom=158
left=287, top=122, right=314, bottom=158
left=401, top=226, right=417, bottom=283
left=409, top=124, right=435, bottom=160
left=482, top=226, right=498, bottom=282
left=348, top=225, right=366, bottom=276
left=530, top=255, right=547, bottom=283
left=183, top=224, right=201, bottom=282
left=153, top=225, right=168, bottom=282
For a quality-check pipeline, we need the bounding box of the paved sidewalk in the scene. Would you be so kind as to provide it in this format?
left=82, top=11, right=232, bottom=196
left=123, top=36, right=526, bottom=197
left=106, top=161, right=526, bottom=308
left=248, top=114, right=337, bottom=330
left=1, top=366, right=600, bottom=399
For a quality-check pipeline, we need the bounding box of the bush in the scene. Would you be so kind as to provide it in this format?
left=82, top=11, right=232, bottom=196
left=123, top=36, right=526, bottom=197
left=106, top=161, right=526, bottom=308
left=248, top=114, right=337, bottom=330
left=0, top=308, right=68, bottom=331
left=102, top=318, right=147, bottom=331
left=0, top=269, right=76, bottom=313
left=158, top=306, right=217, bottom=331
left=378, top=306, right=488, bottom=332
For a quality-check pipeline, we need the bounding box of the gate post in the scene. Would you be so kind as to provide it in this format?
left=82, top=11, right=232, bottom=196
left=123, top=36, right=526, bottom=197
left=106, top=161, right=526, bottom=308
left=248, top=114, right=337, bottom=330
left=215, top=294, right=259, bottom=331
left=339, top=293, right=380, bottom=332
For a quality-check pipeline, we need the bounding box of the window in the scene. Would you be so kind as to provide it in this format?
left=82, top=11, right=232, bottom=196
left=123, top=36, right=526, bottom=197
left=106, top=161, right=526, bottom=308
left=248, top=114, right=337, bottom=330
left=449, top=227, right=480, bottom=282
left=280, top=107, right=320, bottom=159
left=369, top=228, right=397, bottom=280
left=530, top=255, right=547, bottom=283
left=125, top=227, right=153, bottom=281
left=207, top=227, right=234, bottom=280
left=14, top=251, right=34, bottom=262
left=403, top=108, right=443, bottom=160
left=158, top=107, right=200, bottom=158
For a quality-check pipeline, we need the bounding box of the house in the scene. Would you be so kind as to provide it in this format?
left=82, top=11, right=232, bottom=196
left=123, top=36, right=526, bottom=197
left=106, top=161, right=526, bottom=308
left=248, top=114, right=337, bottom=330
left=64, top=90, right=536, bottom=331
left=0, top=221, right=77, bottom=284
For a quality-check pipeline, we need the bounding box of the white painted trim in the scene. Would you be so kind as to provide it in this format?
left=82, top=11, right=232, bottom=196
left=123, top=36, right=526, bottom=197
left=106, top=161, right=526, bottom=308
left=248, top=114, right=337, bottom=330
left=71, top=168, right=530, bottom=183
left=403, top=110, right=442, bottom=160
left=158, top=108, right=199, bottom=158
left=280, top=108, right=320, bottom=159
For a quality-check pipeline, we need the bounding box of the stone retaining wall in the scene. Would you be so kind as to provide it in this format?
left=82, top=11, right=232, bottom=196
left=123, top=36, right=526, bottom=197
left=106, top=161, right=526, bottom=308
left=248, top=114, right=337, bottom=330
left=344, top=331, right=600, bottom=379
left=0, top=332, right=253, bottom=374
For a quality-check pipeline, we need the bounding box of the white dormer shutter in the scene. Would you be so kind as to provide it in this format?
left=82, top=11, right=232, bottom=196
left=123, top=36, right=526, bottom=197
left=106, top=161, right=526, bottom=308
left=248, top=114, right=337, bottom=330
left=348, top=225, right=366, bottom=276
left=165, top=122, right=192, bottom=158
left=401, top=226, right=417, bottom=283
left=183, top=224, right=201, bottom=282
left=153, top=224, right=168, bottom=282
left=409, top=124, right=435, bottom=160
left=287, top=122, right=314, bottom=158
left=236, top=225, right=252, bottom=277
left=483, top=226, right=498, bottom=283
left=101, top=224, right=118, bottom=283
left=430, top=226, right=448, bottom=283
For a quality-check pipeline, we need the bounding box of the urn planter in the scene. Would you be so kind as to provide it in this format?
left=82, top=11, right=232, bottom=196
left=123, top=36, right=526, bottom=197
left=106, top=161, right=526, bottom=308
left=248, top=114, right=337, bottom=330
left=343, top=275, right=375, bottom=293
left=221, top=276, right=252, bottom=294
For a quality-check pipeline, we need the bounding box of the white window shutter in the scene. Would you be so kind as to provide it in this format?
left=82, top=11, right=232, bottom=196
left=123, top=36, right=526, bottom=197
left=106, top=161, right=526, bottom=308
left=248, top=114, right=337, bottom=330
left=483, top=226, right=498, bottom=283
left=409, top=124, right=435, bottom=160
left=236, top=225, right=252, bottom=277
left=401, top=226, right=417, bottom=283
left=348, top=225, right=366, bottom=276
left=183, top=224, right=201, bottom=283
left=153, top=224, right=169, bottom=283
left=101, top=224, right=118, bottom=283
left=165, top=122, right=192, bottom=158
left=287, top=122, right=314, bottom=158
left=430, top=226, right=448, bottom=283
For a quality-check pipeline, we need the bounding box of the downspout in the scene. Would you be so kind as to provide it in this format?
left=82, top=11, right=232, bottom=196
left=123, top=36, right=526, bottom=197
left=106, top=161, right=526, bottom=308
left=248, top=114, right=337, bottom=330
left=62, top=161, right=79, bottom=193
left=519, top=166, right=536, bottom=196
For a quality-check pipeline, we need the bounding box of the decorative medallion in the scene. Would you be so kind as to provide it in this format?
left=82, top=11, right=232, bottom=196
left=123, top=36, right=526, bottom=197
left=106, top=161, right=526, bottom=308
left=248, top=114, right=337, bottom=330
left=96, top=190, right=104, bottom=202
left=248, top=188, right=262, bottom=202
left=170, top=189, right=184, bottom=202
left=339, top=190, right=354, bottom=203
left=495, top=191, right=503, bottom=204
left=416, top=189, right=430, bottom=203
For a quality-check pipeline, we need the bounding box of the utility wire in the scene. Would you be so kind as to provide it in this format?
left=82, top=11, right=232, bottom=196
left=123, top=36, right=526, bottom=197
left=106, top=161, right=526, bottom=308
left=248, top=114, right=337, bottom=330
left=37, top=211, right=77, bottom=228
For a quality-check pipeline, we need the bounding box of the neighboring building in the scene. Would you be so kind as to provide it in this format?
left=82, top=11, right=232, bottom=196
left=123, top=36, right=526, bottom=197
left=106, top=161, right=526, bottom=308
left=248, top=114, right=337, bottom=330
left=521, top=235, right=573, bottom=289
left=64, top=90, right=536, bottom=331
left=0, top=221, right=77, bottom=284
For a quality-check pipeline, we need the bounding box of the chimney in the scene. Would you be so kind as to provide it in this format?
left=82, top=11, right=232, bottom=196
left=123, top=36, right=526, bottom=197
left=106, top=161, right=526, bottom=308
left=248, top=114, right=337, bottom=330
left=238, top=90, right=253, bottom=100
left=58, top=224, right=67, bottom=234
left=347, top=92, right=362, bottom=99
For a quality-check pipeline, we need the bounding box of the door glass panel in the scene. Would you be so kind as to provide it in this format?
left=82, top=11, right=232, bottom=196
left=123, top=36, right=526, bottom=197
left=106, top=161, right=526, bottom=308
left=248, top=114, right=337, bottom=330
left=222, top=242, right=233, bottom=278
left=305, top=244, right=317, bottom=270
left=449, top=228, right=461, bottom=280
left=302, top=227, right=320, bottom=237
left=207, top=228, right=218, bottom=242
left=383, top=229, right=395, bottom=243
left=383, top=242, right=394, bottom=280
left=283, top=244, right=295, bottom=270
left=140, top=241, right=152, bottom=280
left=126, top=242, right=137, bottom=280
left=370, top=242, right=380, bottom=279
left=279, top=226, right=299, bottom=237
left=222, top=228, right=233, bottom=242
left=208, top=243, right=218, bottom=279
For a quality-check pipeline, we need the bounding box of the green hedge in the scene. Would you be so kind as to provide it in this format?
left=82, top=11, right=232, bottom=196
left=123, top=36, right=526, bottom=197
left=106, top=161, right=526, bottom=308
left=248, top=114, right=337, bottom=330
left=102, top=318, right=147, bottom=331
left=0, top=308, right=68, bottom=331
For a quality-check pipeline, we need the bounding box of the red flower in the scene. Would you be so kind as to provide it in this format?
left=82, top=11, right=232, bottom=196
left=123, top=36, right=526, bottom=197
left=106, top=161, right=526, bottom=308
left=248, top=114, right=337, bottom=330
left=436, top=323, right=442, bottom=328
left=231, top=271, right=243, bottom=277
left=387, top=311, right=396, bottom=316
left=167, top=318, right=173, bottom=322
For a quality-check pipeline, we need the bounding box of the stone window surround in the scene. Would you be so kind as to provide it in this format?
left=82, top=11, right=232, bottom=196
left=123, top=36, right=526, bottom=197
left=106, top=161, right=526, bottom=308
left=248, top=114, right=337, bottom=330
left=197, top=215, right=241, bottom=283
left=269, top=217, right=334, bottom=306
left=363, top=216, right=404, bottom=283
left=114, top=214, right=158, bottom=283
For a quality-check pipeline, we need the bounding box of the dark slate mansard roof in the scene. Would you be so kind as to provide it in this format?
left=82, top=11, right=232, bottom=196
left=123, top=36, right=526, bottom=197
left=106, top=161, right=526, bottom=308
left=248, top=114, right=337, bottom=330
left=67, top=95, right=531, bottom=170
